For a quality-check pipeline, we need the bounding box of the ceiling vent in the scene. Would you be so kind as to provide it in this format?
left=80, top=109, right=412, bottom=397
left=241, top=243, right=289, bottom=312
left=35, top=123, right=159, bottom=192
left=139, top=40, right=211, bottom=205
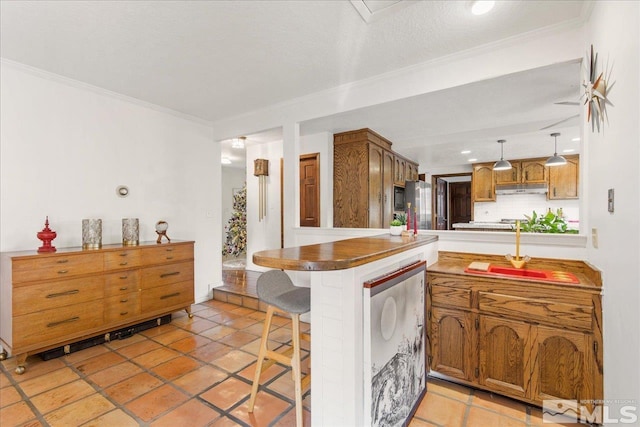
left=350, top=0, right=409, bottom=23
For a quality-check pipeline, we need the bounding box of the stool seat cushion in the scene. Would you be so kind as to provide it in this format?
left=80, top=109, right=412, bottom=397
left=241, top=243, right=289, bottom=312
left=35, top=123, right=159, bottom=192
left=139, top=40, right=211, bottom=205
left=257, top=270, right=311, bottom=314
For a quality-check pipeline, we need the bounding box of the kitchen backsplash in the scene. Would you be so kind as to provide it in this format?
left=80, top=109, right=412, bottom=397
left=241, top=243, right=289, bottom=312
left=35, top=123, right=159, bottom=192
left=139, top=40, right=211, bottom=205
left=473, top=193, right=579, bottom=224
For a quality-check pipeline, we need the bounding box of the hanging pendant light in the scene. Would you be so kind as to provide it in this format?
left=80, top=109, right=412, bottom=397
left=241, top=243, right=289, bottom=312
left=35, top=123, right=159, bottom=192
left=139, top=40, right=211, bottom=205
left=232, top=136, right=246, bottom=149
left=493, top=139, right=512, bottom=171
left=545, top=132, right=567, bottom=166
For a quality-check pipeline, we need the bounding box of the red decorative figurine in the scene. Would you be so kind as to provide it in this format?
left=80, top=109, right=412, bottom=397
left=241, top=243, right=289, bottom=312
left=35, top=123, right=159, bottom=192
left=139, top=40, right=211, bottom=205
left=37, top=216, right=57, bottom=253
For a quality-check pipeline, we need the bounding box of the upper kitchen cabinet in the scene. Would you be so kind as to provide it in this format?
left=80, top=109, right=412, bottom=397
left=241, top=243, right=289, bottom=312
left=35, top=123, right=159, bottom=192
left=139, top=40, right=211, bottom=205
left=495, top=158, right=548, bottom=185
left=393, top=154, right=419, bottom=186
left=333, top=129, right=394, bottom=228
left=472, top=162, right=496, bottom=202
left=548, top=155, right=579, bottom=199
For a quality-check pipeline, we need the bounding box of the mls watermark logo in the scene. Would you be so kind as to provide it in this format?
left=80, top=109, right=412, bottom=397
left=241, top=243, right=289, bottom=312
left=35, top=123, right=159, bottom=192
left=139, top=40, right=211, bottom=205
left=543, top=399, right=638, bottom=424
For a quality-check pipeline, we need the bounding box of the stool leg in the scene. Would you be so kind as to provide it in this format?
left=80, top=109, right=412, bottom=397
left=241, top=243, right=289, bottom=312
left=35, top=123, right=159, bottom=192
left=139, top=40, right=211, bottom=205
left=248, top=305, right=275, bottom=412
left=291, top=313, right=304, bottom=427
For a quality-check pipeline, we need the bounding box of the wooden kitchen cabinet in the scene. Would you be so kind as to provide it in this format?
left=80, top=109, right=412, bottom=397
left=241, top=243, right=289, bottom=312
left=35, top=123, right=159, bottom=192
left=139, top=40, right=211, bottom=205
left=427, top=252, right=602, bottom=407
left=394, top=155, right=406, bottom=186
left=334, top=129, right=415, bottom=228
left=0, top=241, right=194, bottom=374
left=472, top=162, right=495, bottom=202
left=405, top=160, right=419, bottom=182
left=495, top=158, right=548, bottom=185
left=549, top=154, right=579, bottom=199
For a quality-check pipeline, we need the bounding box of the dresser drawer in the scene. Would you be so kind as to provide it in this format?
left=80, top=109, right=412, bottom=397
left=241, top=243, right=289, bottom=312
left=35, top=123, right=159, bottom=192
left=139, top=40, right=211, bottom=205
left=13, top=300, right=104, bottom=349
left=140, top=261, right=194, bottom=289
left=141, top=244, right=193, bottom=264
left=104, top=293, right=140, bottom=323
left=479, top=291, right=593, bottom=330
left=104, top=271, right=140, bottom=296
left=431, top=285, right=471, bottom=309
left=141, top=280, right=193, bottom=313
left=104, top=249, right=142, bottom=270
left=12, top=253, right=104, bottom=284
left=13, top=277, right=104, bottom=316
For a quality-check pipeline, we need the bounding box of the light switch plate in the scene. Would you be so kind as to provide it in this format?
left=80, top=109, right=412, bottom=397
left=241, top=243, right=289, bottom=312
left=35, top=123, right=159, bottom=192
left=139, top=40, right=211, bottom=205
left=592, top=228, right=598, bottom=249
left=608, top=188, right=614, bottom=213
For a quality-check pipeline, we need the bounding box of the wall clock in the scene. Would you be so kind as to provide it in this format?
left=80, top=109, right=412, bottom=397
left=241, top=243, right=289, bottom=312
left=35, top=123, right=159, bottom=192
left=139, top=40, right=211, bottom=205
left=583, top=44, right=613, bottom=132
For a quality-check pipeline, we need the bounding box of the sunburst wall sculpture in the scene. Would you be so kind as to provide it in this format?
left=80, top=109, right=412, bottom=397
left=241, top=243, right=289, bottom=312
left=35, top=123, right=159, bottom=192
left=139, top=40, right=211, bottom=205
left=583, top=44, right=614, bottom=132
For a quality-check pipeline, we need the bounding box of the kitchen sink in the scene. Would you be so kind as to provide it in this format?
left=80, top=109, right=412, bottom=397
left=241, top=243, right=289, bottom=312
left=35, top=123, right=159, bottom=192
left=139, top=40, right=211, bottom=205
left=464, top=264, right=580, bottom=284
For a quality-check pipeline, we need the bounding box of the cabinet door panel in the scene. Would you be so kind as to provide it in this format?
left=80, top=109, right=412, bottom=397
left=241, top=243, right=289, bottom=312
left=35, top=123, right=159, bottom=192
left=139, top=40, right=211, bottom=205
left=368, top=145, right=383, bottom=228
left=479, top=316, right=530, bottom=399
left=495, top=163, right=520, bottom=185
left=382, top=150, right=394, bottom=226
left=521, top=160, right=548, bottom=183
left=531, top=326, right=591, bottom=403
left=549, top=156, right=579, bottom=199
left=431, top=307, right=474, bottom=381
left=472, top=163, right=495, bottom=202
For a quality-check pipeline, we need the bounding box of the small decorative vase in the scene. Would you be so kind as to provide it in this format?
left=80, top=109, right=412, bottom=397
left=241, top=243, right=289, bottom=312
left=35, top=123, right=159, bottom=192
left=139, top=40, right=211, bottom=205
left=37, top=216, right=57, bottom=253
left=390, top=225, right=403, bottom=236
left=82, top=219, right=102, bottom=249
left=122, top=218, right=139, bottom=246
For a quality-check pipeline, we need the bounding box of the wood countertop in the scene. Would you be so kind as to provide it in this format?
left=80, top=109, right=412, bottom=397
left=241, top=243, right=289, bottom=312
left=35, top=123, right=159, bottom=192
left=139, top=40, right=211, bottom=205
left=253, top=234, right=437, bottom=271
left=429, top=251, right=602, bottom=291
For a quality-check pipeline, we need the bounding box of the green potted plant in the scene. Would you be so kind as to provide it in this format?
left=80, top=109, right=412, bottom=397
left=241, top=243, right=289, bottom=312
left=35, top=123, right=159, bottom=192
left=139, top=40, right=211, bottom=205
left=520, top=209, right=578, bottom=234
left=390, top=219, right=403, bottom=235
left=396, top=213, right=407, bottom=230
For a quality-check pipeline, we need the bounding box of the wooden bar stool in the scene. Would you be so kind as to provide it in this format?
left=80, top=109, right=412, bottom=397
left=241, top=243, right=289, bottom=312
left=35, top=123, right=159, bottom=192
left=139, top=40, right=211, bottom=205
left=248, top=270, right=311, bottom=427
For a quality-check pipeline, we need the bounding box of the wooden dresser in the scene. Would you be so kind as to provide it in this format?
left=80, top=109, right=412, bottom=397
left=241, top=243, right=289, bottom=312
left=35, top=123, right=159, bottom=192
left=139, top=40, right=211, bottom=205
left=0, top=240, right=194, bottom=374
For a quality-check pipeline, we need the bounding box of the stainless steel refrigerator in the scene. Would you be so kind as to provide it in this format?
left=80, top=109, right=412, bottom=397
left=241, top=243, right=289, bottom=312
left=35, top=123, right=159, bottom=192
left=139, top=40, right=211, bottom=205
left=404, top=180, right=432, bottom=230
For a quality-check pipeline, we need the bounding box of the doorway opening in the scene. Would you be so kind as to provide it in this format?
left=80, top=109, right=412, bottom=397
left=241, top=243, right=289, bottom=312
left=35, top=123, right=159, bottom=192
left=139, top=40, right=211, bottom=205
left=431, top=173, right=472, bottom=230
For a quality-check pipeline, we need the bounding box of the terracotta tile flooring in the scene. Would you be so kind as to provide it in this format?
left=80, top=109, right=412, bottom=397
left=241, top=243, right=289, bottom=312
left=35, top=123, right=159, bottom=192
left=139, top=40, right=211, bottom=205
left=1, top=298, right=579, bottom=426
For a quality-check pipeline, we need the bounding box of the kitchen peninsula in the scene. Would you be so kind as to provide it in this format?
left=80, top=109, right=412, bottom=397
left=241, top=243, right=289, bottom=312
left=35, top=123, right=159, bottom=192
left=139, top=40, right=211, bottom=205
left=253, top=234, right=438, bottom=426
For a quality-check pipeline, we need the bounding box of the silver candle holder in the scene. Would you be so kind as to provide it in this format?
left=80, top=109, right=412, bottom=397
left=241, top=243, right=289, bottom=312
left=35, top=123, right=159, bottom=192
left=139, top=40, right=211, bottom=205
left=82, top=219, right=102, bottom=249
left=122, top=218, right=139, bottom=246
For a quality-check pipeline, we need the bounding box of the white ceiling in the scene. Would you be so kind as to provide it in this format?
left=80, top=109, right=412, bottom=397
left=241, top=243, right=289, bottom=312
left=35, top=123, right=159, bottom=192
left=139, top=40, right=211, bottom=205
left=0, top=1, right=588, bottom=169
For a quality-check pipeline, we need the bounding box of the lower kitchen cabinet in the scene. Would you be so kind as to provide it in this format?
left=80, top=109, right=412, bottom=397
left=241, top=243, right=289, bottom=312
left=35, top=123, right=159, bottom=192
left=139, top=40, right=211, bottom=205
left=427, top=256, right=602, bottom=407
left=479, top=315, right=530, bottom=399
left=430, top=306, right=475, bottom=382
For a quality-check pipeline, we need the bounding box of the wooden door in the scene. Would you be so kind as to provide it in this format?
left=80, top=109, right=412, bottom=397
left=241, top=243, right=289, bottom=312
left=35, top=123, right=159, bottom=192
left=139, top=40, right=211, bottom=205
left=479, top=316, right=531, bottom=399
left=531, top=326, right=591, bottom=403
left=449, top=182, right=471, bottom=226
left=300, top=153, right=320, bottom=227
left=368, top=144, right=383, bottom=228
left=549, top=156, right=579, bottom=199
left=382, top=150, right=394, bottom=226
left=435, top=178, right=447, bottom=230
left=472, top=163, right=495, bottom=202
left=521, top=159, right=548, bottom=183
left=430, top=307, right=474, bottom=381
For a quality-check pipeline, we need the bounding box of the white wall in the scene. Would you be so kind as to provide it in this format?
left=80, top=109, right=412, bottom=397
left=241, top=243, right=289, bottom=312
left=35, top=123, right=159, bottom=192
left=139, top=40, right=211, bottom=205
left=221, top=166, right=246, bottom=249
left=585, top=1, right=640, bottom=420
left=245, top=139, right=283, bottom=271
left=0, top=61, right=220, bottom=303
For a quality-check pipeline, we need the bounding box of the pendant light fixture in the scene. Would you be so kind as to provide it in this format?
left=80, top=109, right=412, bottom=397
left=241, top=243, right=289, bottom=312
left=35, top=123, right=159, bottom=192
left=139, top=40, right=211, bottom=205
left=232, top=136, right=246, bottom=149
left=545, top=132, right=567, bottom=166
left=493, top=139, right=512, bottom=171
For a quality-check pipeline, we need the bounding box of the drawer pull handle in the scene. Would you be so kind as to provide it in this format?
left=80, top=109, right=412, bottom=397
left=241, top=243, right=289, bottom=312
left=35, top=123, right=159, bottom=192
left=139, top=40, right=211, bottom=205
left=46, top=289, right=79, bottom=298
left=119, top=253, right=128, bottom=257
left=119, top=276, right=128, bottom=280
left=47, top=316, right=80, bottom=328
left=166, top=248, right=174, bottom=252
left=160, top=271, right=180, bottom=278
left=120, top=299, right=128, bottom=303
left=166, top=256, right=174, bottom=260
left=58, top=270, right=69, bottom=274
left=119, top=262, right=128, bottom=266
left=119, top=286, right=128, bottom=291
left=56, top=259, right=69, bottom=264
left=120, top=311, right=129, bottom=316
left=160, top=292, right=180, bottom=300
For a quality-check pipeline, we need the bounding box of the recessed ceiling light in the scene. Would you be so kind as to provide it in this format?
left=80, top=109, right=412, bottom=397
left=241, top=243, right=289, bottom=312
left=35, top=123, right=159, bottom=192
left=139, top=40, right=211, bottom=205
left=572, top=137, right=581, bottom=142
left=471, top=0, right=495, bottom=15
left=461, top=150, right=471, bottom=154
left=468, top=158, right=477, bottom=162
left=221, top=157, right=232, bottom=165
left=563, top=149, right=576, bottom=153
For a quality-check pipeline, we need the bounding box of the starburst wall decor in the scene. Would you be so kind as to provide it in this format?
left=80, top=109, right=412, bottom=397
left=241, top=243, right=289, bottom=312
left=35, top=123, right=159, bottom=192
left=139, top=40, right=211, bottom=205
left=583, top=44, right=614, bottom=132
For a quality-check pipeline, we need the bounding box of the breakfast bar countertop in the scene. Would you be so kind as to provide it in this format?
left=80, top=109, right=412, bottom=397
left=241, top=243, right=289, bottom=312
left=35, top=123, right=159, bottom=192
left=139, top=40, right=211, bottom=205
left=253, top=234, right=438, bottom=271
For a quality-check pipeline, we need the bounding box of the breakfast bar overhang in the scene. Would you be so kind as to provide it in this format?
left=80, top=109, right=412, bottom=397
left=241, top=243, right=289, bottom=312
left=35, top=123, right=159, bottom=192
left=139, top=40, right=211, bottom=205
left=253, top=234, right=438, bottom=426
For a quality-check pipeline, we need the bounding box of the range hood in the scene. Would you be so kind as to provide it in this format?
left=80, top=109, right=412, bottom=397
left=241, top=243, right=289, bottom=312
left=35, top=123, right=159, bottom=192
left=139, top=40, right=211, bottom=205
left=495, top=183, right=548, bottom=195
